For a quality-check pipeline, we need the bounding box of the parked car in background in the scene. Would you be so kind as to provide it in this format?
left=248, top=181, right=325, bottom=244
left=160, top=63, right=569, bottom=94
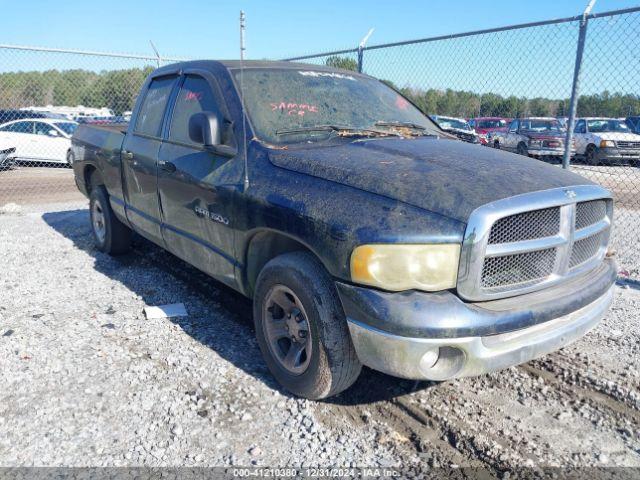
left=0, top=109, right=65, bottom=124
left=468, top=117, right=509, bottom=145
left=0, top=141, right=16, bottom=170
left=626, top=116, right=640, bottom=134
left=431, top=115, right=480, bottom=143
left=76, top=116, right=129, bottom=125
left=574, top=117, right=640, bottom=165
left=21, top=105, right=114, bottom=121
left=493, top=117, right=573, bottom=160
left=0, top=118, right=78, bottom=165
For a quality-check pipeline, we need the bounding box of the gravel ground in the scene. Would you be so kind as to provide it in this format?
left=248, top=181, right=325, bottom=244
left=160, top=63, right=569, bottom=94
left=1, top=202, right=639, bottom=474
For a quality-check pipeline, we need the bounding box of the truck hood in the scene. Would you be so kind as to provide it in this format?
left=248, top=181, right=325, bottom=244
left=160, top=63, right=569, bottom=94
left=269, top=137, right=593, bottom=222
left=519, top=130, right=564, bottom=139
left=592, top=132, right=640, bottom=141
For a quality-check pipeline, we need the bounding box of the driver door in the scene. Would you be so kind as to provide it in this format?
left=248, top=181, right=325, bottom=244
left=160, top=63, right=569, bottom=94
left=33, top=121, right=67, bottom=162
left=157, top=72, right=240, bottom=287
left=506, top=120, right=519, bottom=151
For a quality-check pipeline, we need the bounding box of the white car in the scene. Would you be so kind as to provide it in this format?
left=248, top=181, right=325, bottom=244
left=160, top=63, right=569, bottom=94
left=573, top=117, right=640, bottom=165
left=0, top=140, right=16, bottom=169
left=0, top=118, right=78, bottom=165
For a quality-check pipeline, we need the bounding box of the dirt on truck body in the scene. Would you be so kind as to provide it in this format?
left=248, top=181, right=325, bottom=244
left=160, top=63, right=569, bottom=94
left=71, top=60, right=616, bottom=399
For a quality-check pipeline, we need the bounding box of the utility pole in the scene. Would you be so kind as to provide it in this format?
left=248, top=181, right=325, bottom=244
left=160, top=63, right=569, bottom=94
left=240, top=11, right=246, bottom=63
left=562, top=0, right=597, bottom=169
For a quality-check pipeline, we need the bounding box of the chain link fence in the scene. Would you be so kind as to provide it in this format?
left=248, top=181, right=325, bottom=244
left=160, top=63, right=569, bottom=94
left=0, top=45, right=187, bottom=205
left=0, top=8, right=638, bottom=277
left=284, top=6, right=640, bottom=278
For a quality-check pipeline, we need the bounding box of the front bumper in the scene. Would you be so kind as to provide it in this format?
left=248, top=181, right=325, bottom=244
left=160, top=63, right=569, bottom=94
left=528, top=147, right=574, bottom=157
left=597, top=147, right=640, bottom=163
left=337, top=258, right=616, bottom=380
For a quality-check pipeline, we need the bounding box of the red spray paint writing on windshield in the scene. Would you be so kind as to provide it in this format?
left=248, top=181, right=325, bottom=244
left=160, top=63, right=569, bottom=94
left=270, top=102, right=319, bottom=116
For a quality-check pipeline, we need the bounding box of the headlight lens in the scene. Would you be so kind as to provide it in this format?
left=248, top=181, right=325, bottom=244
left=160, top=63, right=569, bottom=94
left=529, top=140, right=542, bottom=147
left=350, top=244, right=460, bottom=292
left=600, top=139, right=615, bottom=148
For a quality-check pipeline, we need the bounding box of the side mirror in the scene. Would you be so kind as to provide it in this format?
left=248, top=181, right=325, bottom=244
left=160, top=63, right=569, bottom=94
left=188, top=111, right=222, bottom=146
left=48, top=129, right=59, bottom=137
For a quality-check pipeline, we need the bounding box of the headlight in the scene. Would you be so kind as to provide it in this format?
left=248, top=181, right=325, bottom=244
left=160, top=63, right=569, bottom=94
left=529, top=140, right=542, bottom=147
left=600, top=140, right=615, bottom=148
left=350, top=244, right=460, bottom=292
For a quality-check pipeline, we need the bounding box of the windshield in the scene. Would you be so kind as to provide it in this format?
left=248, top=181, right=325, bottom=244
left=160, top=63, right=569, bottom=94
left=435, top=117, right=471, bottom=131
left=519, top=119, right=562, bottom=133
left=54, top=122, right=78, bottom=136
left=232, top=68, right=439, bottom=143
left=477, top=119, right=506, bottom=129
left=587, top=119, right=630, bottom=133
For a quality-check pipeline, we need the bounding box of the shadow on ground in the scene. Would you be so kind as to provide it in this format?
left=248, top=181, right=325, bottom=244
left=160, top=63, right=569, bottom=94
left=42, top=208, right=432, bottom=404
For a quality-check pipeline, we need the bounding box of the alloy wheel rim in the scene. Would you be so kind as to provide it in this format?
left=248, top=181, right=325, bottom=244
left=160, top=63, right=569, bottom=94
left=91, top=201, right=106, bottom=243
left=263, top=285, right=312, bottom=375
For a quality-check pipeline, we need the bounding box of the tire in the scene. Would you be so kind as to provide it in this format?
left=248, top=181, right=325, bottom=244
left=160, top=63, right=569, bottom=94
left=66, top=150, right=74, bottom=167
left=253, top=251, right=362, bottom=399
left=517, top=142, right=529, bottom=157
left=89, top=186, right=132, bottom=255
left=585, top=144, right=598, bottom=166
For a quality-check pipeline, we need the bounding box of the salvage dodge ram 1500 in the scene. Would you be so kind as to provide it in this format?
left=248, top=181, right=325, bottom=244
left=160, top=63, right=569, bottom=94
left=72, top=61, right=616, bottom=400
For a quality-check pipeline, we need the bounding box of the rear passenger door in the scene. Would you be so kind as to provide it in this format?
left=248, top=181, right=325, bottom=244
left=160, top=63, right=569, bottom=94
left=157, top=71, right=240, bottom=287
left=121, top=74, right=178, bottom=244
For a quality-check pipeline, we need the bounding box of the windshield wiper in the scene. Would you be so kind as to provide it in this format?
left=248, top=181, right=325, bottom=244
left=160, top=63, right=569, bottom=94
left=276, top=124, right=401, bottom=137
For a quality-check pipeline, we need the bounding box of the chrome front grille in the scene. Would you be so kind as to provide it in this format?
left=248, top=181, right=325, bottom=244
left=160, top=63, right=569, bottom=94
left=617, top=141, right=640, bottom=149
left=457, top=185, right=613, bottom=301
left=488, top=207, right=560, bottom=244
left=481, top=248, right=557, bottom=289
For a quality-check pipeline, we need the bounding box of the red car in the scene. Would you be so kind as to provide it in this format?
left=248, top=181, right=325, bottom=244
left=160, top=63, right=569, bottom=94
left=469, top=117, right=510, bottom=145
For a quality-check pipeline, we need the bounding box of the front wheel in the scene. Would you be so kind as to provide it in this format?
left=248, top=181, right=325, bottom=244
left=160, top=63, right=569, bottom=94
left=253, top=252, right=362, bottom=399
left=517, top=142, right=529, bottom=157
left=585, top=144, right=599, bottom=166
left=66, top=150, right=75, bottom=167
left=89, top=187, right=132, bottom=255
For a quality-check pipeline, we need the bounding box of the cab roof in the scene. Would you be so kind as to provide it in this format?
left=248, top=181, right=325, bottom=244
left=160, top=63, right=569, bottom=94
left=152, top=59, right=368, bottom=78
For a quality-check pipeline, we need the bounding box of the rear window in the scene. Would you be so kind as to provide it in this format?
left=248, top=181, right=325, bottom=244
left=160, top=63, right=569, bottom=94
left=134, top=76, right=177, bottom=137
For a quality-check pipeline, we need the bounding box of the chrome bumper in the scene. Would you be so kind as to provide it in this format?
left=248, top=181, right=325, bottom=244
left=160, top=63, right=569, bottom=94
left=342, top=277, right=614, bottom=381
left=528, top=148, right=573, bottom=157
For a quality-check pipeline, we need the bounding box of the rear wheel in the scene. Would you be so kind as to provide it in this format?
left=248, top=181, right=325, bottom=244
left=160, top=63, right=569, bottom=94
left=253, top=251, right=361, bottom=399
left=66, top=150, right=74, bottom=167
left=89, top=187, right=132, bottom=255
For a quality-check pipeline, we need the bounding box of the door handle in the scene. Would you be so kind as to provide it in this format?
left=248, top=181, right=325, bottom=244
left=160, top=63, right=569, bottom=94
left=122, top=150, right=134, bottom=160
left=158, top=160, right=176, bottom=173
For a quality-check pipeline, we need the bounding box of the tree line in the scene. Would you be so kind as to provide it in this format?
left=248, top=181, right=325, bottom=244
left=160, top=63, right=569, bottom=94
left=324, top=55, right=639, bottom=119
left=0, top=61, right=638, bottom=119
left=0, top=67, right=153, bottom=115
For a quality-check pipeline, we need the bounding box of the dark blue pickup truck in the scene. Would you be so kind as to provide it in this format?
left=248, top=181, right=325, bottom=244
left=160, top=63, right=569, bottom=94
left=72, top=60, right=616, bottom=399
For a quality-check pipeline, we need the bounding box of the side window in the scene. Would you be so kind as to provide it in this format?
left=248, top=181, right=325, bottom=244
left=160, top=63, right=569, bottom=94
left=6, top=121, right=34, bottom=134
left=509, top=120, right=518, bottom=132
left=134, top=76, right=177, bottom=137
left=169, top=75, right=222, bottom=145
left=34, top=122, right=51, bottom=136
left=574, top=120, right=586, bottom=134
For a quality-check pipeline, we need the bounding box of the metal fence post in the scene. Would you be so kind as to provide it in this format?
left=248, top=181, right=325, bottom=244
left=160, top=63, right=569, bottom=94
left=357, top=46, right=364, bottom=73
left=563, top=0, right=596, bottom=169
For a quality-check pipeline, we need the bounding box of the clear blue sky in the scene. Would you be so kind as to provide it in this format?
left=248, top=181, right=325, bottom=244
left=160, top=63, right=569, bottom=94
left=2, top=0, right=637, bottom=59
left=1, top=1, right=638, bottom=98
